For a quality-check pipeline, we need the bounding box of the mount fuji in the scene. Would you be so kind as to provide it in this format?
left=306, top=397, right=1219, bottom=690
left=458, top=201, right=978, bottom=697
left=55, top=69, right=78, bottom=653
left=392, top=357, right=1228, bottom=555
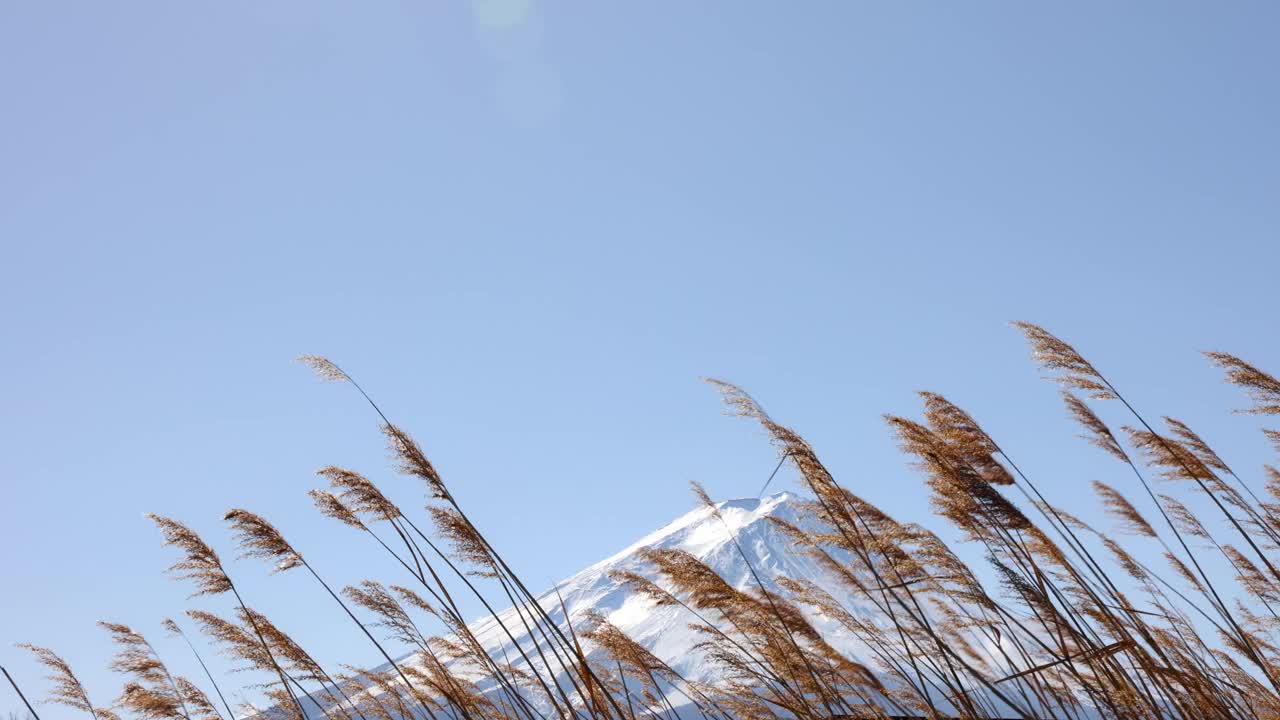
left=395, top=491, right=880, bottom=716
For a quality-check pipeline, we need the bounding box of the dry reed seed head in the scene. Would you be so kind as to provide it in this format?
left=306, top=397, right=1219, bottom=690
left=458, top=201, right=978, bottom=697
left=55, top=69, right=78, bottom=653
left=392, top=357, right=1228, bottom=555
left=689, top=479, right=715, bottom=510
left=174, top=677, right=221, bottom=720
left=428, top=506, right=497, bottom=577
left=689, top=479, right=729, bottom=525
left=261, top=686, right=305, bottom=720
left=403, top=662, right=489, bottom=718
left=991, top=557, right=1063, bottom=627
left=97, top=622, right=169, bottom=686
left=389, top=584, right=437, bottom=616
left=295, top=355, right=349, bottom=382
left=1222, top=545, right=1280, bottom=604
left=1092, top=481, right=1157, bottom=538
left=160, top=618, right=181, bottom=637
left=750, top=586, right=823, bottom=644
left=1012, top=321, right=1116, bottom=400
left=382, top=424, right=449, bottom=501
left=351, top=668, right=414, bottom=718
left=607, top=569, right=680, bottom=607
left=1159, top=494, right=1211, bottom=540
left=308, top=488, right=367, bottom=530
left=581, top=611, right=666, bottom=677
left=146, top=514, right=233, bottom=597
left=764, top=515, right=820, bottom=550
left=1123, top=427, right=1219, bottom=483
left=703, top=378, right=770, bottom=422
left=887, top=414, right=1030, bottom=538
left=428, top=636, right=468, bottom=664
left=1205, top=351, right=1280, bottom=415
left=223, top=508, right=303, bottom=573
left=918, top=392, right=1015, bottom=485
left=704, top=377, right=848, bottom=499
left=17, top=643, right=97, bottom=713
left=1035, top=500, right=1097, bottom=534
left=1164, top=552, right=1205, bottom=592
left=236, top=607, right=326, bottom=683
left=317, top=466, right=402, bottom=521
left=343, top=581, right=424, bottom=647
left=1262, top=428, right=1280, bottom=455
left=118, top=681, right=184, bottom=720
left=639, top=547, right=744, bottom=611
left=1061, top=392, right=1130, bottom=463
left=1266, top=465, right=1280, bottom=499
left=184, top=610, right=275, bottom=674
left=1164, top=417, right=1232, bottom=474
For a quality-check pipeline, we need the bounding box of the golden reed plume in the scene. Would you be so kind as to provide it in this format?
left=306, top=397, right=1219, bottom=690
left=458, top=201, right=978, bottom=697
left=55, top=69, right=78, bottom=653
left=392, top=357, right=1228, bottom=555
left=18, top=332, right=1280, bottom=720
left=16, top=645, right=104, bottom=718
left=145, top=515, right=232, bottom=597
left=223, top=508, right=304, bottom=573
left=1012, top=321, right=1116, bottom=400
left=1205, top=351, right=1280, bottom=415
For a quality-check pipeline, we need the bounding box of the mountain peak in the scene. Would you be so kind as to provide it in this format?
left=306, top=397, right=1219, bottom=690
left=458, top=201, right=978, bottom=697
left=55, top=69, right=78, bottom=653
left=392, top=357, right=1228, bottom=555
left=715, top=490, right=795, bottom=513
left=388, top=488, right=854, bottom=718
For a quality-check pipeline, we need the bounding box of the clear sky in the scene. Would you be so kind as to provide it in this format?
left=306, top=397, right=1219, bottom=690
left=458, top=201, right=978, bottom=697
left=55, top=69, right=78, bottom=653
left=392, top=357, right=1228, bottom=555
left=3, top=1, right=1279, bottom=716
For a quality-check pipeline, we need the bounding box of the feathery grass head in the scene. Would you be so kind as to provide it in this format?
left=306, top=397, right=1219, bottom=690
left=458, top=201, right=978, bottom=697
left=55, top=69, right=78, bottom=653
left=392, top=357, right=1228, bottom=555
left=97, top=622, right=168, bottom=687
left=146, top=515, right=232, bottom=597
left=344, top=581, right=429, bottom=648
left=317, top=466, right=401, bottom=521
left=390, top=585, right=436, bottom=615
left=428, top=506, right=496, bottom=577
left=581, top=610, right=666, bottom=676
left=608, top=569, right=680, bottom=608
left=185, top=610, right=274, bottom=675
left=1123, top=427, right=1218, bottom=482
left=1092, top=481, right=1156, bottom=537
left=308, top=488, right=367, bottom=530
left=1223, top=545, right=1279, bottom=603
left=1062, top=392, right=1129, bottom=463
left=1160, top=494, right=1211, bottom=540
left=1164, top=417, right=1231, bottom=474
left=1205, top=351, right=1280, bottom=415
left=918, top=392, right=1014, bottom=485
left=1164, top=552, right=1204, bottom=592
left=296, top=355, right=349, bottom=383
left=1263, top=429, right=1280, bottom=455
left=689, top=480, right=716, bottom=510
left=1104, top=536, right=1148, bottom=582
left=235, top=608, right=326, bottom=684
left=223, top=508, right=303, bottom=573
left=118, top=682, right=183, bottom=720
left=703, top=378, right=770, bottom=421
left=1012, top=322, right=1116, bottom=400
left=17, top=644, right=98, bottom=715
left=1265, top=465, right=1280, bottom=499
left=173, top=677, right=220, bottom=720
left=640, top=547, right=743, bottom=612
left=887, top=414, right=1030, bottom=538
left=383, top=424, right=449, bottom=500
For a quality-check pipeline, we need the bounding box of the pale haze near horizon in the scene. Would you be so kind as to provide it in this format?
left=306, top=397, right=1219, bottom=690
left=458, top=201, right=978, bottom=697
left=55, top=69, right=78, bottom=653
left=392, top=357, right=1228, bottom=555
left=3, top=1, right=1279, bottom=713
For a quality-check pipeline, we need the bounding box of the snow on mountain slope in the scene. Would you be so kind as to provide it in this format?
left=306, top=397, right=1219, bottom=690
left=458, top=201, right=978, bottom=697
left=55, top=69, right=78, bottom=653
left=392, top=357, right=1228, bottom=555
left=415, top=492, right=880, bottom=708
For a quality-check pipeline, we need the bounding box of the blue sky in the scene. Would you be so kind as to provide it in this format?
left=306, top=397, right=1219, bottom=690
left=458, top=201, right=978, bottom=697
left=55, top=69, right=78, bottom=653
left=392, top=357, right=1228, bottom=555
left=3, top=1, right=1279, bottom=714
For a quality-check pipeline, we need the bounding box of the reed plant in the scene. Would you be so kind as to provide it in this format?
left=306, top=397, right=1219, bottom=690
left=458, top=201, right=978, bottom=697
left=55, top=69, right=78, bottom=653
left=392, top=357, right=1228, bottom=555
left=8, top=325, right=1280, bottom=720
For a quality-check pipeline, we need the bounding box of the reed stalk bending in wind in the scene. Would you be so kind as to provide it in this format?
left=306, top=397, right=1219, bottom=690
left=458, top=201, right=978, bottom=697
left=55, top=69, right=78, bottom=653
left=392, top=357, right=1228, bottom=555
left=9, top=325, right=1280, bottom=720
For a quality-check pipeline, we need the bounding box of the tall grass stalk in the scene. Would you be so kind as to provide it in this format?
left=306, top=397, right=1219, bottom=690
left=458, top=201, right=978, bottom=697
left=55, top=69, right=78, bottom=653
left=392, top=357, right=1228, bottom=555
left=9, top=328, right=1280, bottom=720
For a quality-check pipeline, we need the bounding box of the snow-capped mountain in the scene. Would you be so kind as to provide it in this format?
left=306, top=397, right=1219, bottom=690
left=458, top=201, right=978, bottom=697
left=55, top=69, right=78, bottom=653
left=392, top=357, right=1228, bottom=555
left=266, top=492, right=1083, bottom=720
left=466, top=492, right=848, bottom=674
left=408, top=491, right=878, bottom=715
